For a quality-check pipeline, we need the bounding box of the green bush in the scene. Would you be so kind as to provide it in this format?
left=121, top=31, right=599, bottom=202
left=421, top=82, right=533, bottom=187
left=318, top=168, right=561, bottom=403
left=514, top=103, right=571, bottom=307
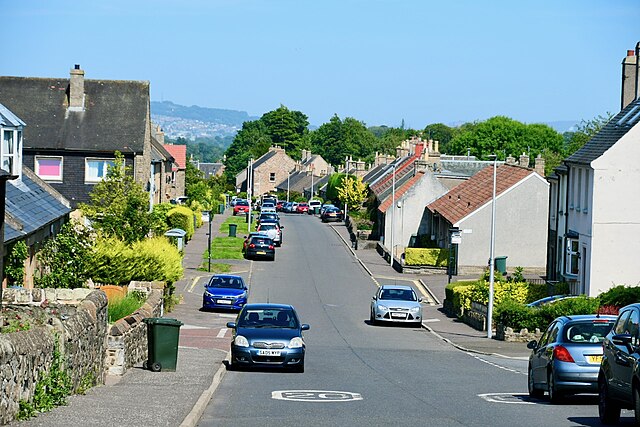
left=404, top=248, right=449, bottom=266
left=150, top=203, right=175, bottom=235
left=598, top=285, right=640, bottom=307
left=108, top=292, right=146, bottom=323
left=447, top=279, right=547, bottom=315
left=167, top=206, right=195, bottom=240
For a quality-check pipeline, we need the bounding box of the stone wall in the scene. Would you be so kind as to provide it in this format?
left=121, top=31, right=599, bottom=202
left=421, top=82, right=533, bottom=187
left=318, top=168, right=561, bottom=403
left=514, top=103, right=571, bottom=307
left=0, top=288, right=108, bottom=425
left=496, top=324, right=543, bottom=343
left=105, top=287, right=163, bottom=375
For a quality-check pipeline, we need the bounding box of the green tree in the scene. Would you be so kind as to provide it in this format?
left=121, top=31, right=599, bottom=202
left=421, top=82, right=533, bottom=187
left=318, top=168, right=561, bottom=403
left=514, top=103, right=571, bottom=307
left=79, top=152, right=151, bottom=244
left=310, top=115, right=376, bottom=166
left=35, top=221, right=94, bottom=289
left=260, top=105, right=309, bottom=159
left=337, top=176, right=367, bottom=211
left=423, top=123, right=458, bottom=154
left=223, top=120, right=272, bottom=181
left=564, top=113, right=612, bottom=156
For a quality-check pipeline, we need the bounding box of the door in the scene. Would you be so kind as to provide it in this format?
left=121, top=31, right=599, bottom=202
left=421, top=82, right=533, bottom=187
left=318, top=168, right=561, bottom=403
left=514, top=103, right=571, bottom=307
left=608, top=309, right=633, bottom=397
left=531, top=321, right=557, bottom=386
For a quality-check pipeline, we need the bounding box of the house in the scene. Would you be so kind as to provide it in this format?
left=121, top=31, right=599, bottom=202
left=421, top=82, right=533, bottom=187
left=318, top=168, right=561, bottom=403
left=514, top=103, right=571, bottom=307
left=427, top=159, right=549, bottom=275
left=0, top=65, right=170, bottom=209
left=1, top=103, right=71, bottom=288
left=546, top=46, right=640, bottom=296
left=162, top=141, right=187, bottom=202
left=274, top=150, right=333, bottom=199
left=236, top=146, right=296, bottom=197
left=194, top=160, right=225, bottom=179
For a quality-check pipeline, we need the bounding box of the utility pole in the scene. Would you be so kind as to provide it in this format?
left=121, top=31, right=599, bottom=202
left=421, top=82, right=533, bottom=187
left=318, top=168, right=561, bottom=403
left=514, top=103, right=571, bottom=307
left=487, top=155, right=497, bottom=339
left=390, top=164, right=396, bottom=266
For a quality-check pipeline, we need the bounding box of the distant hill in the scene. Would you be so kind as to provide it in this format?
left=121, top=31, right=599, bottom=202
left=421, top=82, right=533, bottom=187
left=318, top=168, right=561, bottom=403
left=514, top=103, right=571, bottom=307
left=150, top=101, right=259, bottom=140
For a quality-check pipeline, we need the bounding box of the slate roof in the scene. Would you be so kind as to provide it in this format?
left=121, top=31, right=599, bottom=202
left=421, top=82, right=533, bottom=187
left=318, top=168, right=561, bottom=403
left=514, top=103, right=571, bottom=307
left=5, top=167, right=71, bottom=243
left=163, top=144, right=186, bottom=169
left=275, top=171, right=310, bottom=193
left=152, top=138, right=174, bottom=163
left=427, top=164, right=535, bottom=225
left=566, top=97, right=640, bottom=165
left=0, top=76, right=149, bottom=153
left=251, top=150, right=277, bottom=169
left=197, top=162, right=225, bottom=177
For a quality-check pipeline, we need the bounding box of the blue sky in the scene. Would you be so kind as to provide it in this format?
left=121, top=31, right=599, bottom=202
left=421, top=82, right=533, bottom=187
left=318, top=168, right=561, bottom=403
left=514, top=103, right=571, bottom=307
left=2, top=0, right=639, bottom=129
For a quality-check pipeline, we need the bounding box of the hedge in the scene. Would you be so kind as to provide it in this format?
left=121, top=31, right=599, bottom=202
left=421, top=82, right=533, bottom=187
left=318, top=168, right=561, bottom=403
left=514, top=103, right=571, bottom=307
left=405, top=248, right=449, bottom=266
left=167, top=206, right=195, bottom=240
left=446, top=280, right=548, bottom=314
left=495, top=296, right=601, bottom=331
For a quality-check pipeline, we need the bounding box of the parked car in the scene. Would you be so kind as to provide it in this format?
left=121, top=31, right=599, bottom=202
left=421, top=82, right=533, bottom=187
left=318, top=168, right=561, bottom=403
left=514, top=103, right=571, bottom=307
left=276, top=200, right=284, bottom=211
left=527, top=314, right=616, bottom=403
left=296, top=203, right=309, bottom=214
left=598, top=303, right=640, bottom=424
left=290, top=202, right=299, bottom=213
left=242, top=231, right=269, bottom=252
left=226, top=303, right=309, bottom=372
left=321, top=206, right=344, bottom=222
left=233, top=200, right=250, bottom=216
left=243, top=235, right=275, bottom=261
left=202, top=274, right=248, bottom=311
left=370, top=285, right=423, bottom=327
left=256, top=222, right=282, bottom=246
left=308, top=200, right=322, bottom=214
left=526, top=295, right=578, bottom=307
left=320, top=203, right=335, bottom=216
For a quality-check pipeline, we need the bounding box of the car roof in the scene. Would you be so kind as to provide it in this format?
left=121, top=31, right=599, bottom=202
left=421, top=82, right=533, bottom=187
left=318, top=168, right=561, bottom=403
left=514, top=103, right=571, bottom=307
left=557, top=314, right=618, bottom=322
left=380, top=284, right=414, bottom=291
left=243, top=303, right=294, bottom=310
left=211, top=274, right=243, bottom=280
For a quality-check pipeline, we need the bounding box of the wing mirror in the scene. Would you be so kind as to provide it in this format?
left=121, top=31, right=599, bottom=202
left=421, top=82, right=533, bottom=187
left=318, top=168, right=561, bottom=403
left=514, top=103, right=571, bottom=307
left=612, top=333, right=634, bottom=347
left=372, top=296, right=377, bottom=301
left=226, top=322, right=237, bottom=329
left=301, top=324, right=310, bottom=331
left=527, top=340, right=538, bottom=350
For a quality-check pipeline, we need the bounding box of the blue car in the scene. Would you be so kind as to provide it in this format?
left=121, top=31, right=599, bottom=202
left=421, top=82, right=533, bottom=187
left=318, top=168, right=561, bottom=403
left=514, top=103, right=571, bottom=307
left=226, top=303, right=309, bottom=372
left=202, top=274, right=248, bottom=311
left=527, top=314, right=617, bottom=403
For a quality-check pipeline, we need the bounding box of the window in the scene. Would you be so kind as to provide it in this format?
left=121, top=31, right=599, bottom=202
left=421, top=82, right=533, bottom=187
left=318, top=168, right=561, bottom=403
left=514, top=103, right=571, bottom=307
left=614, top=310, right=632, bottom=335
left=269, top=172, right=276, bottom=182
left=576, top=169, right=582, bottom=211
left=85, top=158, right=115, bottom=183
left=1, top=129, right=20, bottom=175
left=566, top=238, right=579, bottom=276
left=583, top=170, right=590, bottom=213
left=35, top=156, right=63, bottom=181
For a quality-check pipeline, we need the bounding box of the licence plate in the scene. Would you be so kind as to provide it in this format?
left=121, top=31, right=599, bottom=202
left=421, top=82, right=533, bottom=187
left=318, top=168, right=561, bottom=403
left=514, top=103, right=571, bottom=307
left=257, top=251, right=266, bottom=255
left=587, top=355, right=603, bottom=364
left=217, top=299, right=232, bottom=305
left=257, top=349, right=281, bottom=356
left=391, top=313, right=406, bottom=318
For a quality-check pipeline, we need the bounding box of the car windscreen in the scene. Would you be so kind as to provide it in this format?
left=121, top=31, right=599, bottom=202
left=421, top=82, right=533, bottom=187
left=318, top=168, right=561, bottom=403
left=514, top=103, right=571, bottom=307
left=207, top=276, right=244, bottom=289
left=380, top=289, right=417, bottom=301
left=238, top=308, right=298, bottom=328
left=564, top=320, right=615, bottom=344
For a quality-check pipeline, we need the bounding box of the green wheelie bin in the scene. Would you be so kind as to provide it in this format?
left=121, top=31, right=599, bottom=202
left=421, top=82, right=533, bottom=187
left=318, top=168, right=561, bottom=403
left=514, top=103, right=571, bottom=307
left=143, top=317, right=183, bottom=372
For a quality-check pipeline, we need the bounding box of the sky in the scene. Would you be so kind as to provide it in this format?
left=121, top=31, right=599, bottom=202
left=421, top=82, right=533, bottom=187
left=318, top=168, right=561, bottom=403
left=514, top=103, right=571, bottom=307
left=2, top=0, right=639, bottom=129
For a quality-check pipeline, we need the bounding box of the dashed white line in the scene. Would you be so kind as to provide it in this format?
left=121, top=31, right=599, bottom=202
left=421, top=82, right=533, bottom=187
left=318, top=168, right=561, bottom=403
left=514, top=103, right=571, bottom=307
left=467, top=353, right=526, bottom=375
left=216, top=328, right=228, bottom=338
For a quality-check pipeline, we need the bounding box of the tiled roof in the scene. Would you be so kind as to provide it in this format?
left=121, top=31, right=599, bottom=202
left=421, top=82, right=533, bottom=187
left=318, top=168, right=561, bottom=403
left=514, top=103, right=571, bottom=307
left=427, top=164, right=535, bottom=225
left=378, top=173, right=424, bottom=212
left=566, top=97, right=640, bottom=165
left=152, top=138, right=174, bottom=162
left=0, top=76, right=149, bottom=153
left=163, top=144, right=186, bottom=169
left=370, top=155, right=417, bottom=196
left=5, top=167, right=71, bottom=243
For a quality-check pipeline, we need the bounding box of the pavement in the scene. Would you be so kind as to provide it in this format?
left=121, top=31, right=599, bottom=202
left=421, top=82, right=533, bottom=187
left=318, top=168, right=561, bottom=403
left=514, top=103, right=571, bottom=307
left=12, top=210, right=530, bottom=427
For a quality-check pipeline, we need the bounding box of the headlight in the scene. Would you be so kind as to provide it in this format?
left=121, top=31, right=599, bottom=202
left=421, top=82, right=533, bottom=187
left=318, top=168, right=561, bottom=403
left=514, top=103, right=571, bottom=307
left=236, top=292, right=247, bottom=299
left=377, top=304, right=388, bottom=311
left=204, top=290, right=214, bottom=297
left=410, top=306, right=420, bottom=313
left=288, top=337, right=304, bottom=348
left=234, top=335, right=249, bottom=347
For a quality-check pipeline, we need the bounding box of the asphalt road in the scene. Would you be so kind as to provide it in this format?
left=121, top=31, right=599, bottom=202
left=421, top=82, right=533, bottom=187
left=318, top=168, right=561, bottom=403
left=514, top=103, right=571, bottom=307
left=196, top=213, right=633, bottom=427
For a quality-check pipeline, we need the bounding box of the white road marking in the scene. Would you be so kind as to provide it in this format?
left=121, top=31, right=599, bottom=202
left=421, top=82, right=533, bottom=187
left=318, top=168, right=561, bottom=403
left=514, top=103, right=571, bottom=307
left=218, top=313, right=237, bottom=318
left=468, top=353, right=526, bottom=375
left=181, top=324, right=209, bottom=330
left=216, top=328, right=228, bottom=338
left=478, top=393, right=536, bottom=405
left=423, top=318, right=440, bottom=323
left=188, top=276, right=202, bottom=293
left=272, top=390, right=363, bottom=402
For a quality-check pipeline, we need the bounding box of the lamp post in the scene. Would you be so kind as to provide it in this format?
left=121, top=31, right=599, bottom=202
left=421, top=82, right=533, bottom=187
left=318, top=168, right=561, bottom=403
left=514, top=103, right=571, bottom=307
left=247, top=158, right=253, bottom=229
left=487, top=155, right=497, bottom=339
left=287, top=170, right=290, bottom=203
left=390, top=163, right=396, bottom=266
left=205, top=210, right=212, bottom=272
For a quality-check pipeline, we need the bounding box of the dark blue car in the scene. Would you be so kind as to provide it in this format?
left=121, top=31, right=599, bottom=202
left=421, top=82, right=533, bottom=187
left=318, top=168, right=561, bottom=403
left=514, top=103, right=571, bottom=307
left=202, top=274, right=248, bottom=311
left=226, top=303, right=309, bottom=372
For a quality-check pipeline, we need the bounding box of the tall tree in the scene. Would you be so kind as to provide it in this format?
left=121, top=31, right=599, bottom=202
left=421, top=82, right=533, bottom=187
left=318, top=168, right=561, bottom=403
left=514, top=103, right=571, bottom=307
left=423, top=123, right=457, bottom=154
left=310, top=115, right=376, bottom=166
left=260, top=105, right=309, bottom=158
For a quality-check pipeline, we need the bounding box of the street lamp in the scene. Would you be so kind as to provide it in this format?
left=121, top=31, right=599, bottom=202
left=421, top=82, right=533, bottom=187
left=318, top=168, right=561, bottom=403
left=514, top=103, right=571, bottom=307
left=389, top=163, right=396, bottom=266
left=204, top=210, right=212, bottom=272
left=486, top=155, right=497, bottom=339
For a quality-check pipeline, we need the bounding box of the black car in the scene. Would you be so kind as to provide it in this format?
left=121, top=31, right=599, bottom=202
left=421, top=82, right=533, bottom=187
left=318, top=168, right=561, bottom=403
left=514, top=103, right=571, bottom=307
left=599, top=303, right=640, bottom=424
left=256, top=212, right=279, bottom=226
left=226, top=303, right=309, bottom=372
left=243, top=235, right=275, bottom=261
left=321, top=206, right=344, bottom=222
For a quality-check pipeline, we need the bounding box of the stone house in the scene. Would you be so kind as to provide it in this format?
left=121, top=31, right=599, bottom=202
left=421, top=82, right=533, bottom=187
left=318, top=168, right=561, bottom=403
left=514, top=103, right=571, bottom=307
left=1, top=103, right=71, bottom=288
left=161, top=139, right=187, bottom=202
left=236, top=146, right=296, bottom=197
left=0, top=65, right=171, bottom=209
left=546, top=45, right=640, bottom=296
left=426, top=159, right=549, bottom=275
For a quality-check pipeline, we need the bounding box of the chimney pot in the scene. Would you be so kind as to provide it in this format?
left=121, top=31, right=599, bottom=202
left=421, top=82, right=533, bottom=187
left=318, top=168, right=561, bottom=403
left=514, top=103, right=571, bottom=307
left=74, top=64, right=80, bottom=70
left=628, top=50, right=635, bottom=57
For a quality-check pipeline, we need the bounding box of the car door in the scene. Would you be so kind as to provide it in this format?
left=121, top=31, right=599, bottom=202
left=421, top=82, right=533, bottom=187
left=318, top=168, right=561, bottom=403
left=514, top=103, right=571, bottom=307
left=531, top=321, right=555, bottom=385
left=607, top=309, right=633, bottom=397
left=616, top=308, right=640, bottom=400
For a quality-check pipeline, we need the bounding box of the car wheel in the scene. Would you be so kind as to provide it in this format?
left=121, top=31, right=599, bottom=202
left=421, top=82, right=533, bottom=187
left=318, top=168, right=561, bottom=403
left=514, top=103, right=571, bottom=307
left=634, top=384, right=640, bottom=426
left=370, top=309, right=377, bottom=325
left=548, top=370, right=562, bottom=403
left=599, top=374, right=621, bottom=424
left=528, top=365, right=544, bottom=398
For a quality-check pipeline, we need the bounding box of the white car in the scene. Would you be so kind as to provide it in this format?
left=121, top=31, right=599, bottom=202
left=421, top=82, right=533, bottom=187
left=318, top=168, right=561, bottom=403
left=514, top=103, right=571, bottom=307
left=256, top=222, right=282, bottom=246
left=370, top=285, right=423, bottom=327
left=308, top=200, right=322, bottom=214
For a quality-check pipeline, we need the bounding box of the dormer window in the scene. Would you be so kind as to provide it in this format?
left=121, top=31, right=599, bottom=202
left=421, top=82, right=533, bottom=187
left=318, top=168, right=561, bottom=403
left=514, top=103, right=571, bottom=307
left=0, top=103, right=24, bottom=178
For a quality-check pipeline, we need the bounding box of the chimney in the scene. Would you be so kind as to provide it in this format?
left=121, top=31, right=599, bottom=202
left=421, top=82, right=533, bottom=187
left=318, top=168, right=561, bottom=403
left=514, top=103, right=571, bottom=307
left=69, top=64, right=85, bottom=110
left=505, top=155, right=516, bottom=165
left=621, top=46, right=638, bottom=110
left=519, top=153, right=530, bottom=168
left=534, top=154, right=545, bottom=176
left=434, top=140, right=439, bottom=154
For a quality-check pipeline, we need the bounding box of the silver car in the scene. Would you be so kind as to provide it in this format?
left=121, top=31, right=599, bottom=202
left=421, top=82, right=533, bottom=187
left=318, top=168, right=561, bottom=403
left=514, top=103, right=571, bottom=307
left=370, top=285, right=423, bottom=327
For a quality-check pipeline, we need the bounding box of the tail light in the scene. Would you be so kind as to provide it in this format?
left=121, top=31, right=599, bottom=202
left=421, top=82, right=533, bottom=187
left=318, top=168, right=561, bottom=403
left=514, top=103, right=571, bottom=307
left=249, top=244, right=255, bottom=248
left=553, top=345, right=575, bottom=363
left=269, top=245, right=274, bottom=249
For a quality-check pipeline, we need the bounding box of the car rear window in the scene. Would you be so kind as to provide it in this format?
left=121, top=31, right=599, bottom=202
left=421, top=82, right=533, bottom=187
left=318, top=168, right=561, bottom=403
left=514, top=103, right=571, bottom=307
left=564, top=320, right=615, bottom=343
left=237, top=201, right=249, bottom=206
left=259, top=224, right=275, bottom=230
left=250, top=237, right=272, bottom=245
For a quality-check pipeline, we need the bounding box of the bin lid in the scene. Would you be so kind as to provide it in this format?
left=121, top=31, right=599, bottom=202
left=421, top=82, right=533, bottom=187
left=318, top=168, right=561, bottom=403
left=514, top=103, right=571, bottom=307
left=143, top=317, right=184, bottom=326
